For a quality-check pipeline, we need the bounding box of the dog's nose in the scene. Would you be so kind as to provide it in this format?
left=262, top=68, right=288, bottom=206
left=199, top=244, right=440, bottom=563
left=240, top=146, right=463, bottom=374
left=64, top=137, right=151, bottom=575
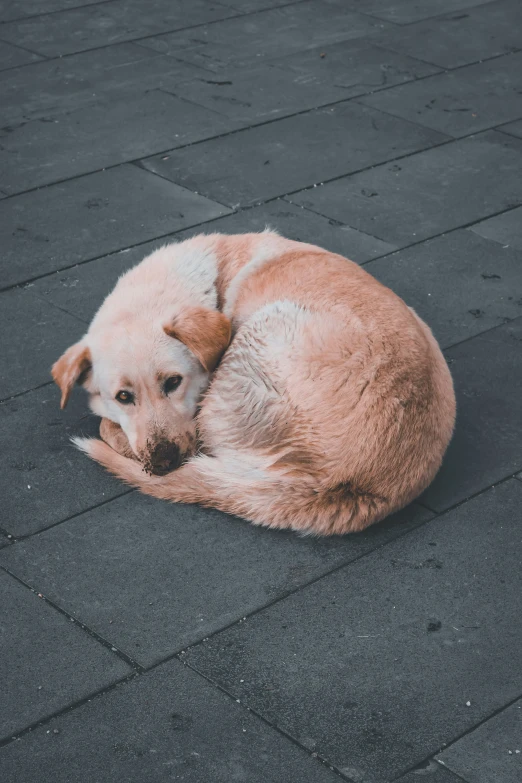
left=149, top=442, right=181, bottom=475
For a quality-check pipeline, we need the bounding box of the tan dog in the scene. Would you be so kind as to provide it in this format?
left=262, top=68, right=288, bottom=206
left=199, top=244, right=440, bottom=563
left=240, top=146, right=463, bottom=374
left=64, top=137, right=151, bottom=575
left=52, top=231, right=455, bottom=535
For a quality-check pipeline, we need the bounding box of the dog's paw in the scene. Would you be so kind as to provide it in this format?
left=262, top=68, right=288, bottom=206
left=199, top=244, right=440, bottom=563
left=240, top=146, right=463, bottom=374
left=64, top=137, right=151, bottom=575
left=99, top=418, right=136, bottom=459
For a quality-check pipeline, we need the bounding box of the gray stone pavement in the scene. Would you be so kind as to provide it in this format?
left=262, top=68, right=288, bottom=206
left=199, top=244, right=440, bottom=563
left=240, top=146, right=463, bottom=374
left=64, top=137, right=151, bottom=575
left=0, top=1, right=521, bottom=781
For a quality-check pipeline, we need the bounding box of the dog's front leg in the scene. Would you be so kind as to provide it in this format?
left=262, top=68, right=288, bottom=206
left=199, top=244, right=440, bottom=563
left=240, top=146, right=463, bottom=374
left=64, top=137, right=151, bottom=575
left=99, top=418, right=137, bottom=460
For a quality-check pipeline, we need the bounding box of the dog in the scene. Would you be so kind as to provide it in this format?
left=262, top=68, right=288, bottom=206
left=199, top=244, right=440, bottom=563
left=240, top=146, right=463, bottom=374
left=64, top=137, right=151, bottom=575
left=52, top=231, right=455, bottom=535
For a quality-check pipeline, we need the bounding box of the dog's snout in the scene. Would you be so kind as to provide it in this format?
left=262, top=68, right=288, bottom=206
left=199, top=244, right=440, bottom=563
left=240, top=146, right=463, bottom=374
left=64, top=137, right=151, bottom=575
left=148, top=442, right=181, bottom=475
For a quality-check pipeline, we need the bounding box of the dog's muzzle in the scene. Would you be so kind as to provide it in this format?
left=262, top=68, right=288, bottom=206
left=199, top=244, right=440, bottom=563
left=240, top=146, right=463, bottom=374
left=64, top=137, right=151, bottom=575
left=144, top=441, right=182, bottom=475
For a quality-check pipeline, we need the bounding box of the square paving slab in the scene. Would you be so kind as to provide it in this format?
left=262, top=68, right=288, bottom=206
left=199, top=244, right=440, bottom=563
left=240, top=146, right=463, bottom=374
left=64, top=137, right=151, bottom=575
left=0, top=493, right=431, bottom=667
left=363, top=230, right=522, bottom=348
left=0, top=384, right=126, bottom=537
left=438, top=699, right=522, bottom=782
left=290, top=131, right=522, bottom=246
left=374, top=0, right=522, bottom=69
left=0, top=0, right=237, bottom=57
left=272, top=37, right=440, bottom=89
left=500, top=120, right=522, bottom=140
left=0, top=89, right=237, bottom=195
left=0, top=288, right=85, bottom=399
left=0, top=164, right=230, bottom=289
left=0, top=39, right=42, bottom=69
left=421, top=317, right=522, bottom=511
left=168, top=40, right=439, bottom=124
left=141, top=102, right=447, bottom=207
left=343, top=0, right=494, bottom=24
left=223, top=0, right=308, bottom=9
left=470, top=205, right=522, bottom=250
left=0, top=656, right=340, bottom=783
left=0, top=43, right=199, bottom=125
left=360, top=51, right=522, bottom=138
left=183, top=479, right=522, bottom=782
left=395, top=763, right=466, bottom=782
left=139, top=1, right=391, bottom=71
left=0, top=569, right=130, bottom=742
left=0, top=0, right=108, bottom=22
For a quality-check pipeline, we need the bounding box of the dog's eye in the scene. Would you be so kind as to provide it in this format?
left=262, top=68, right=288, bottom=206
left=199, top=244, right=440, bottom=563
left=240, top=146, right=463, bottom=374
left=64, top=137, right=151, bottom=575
left=164, top=375, right=183, bottom=395
left=116, top=390, right=134, bottom=404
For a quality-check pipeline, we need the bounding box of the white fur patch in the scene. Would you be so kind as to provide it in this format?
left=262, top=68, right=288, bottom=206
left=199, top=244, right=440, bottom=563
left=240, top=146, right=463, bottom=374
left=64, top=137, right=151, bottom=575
left=166, top=239, right=219, bottom=309
left=223, top=233, right=286, bottom=318
left=92, top=237, right=220, bottom=330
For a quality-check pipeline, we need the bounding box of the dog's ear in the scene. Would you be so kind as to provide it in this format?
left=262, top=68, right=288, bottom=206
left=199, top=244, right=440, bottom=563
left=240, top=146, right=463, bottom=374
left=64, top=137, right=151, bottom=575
left=163, top=307, right=231, bottom=373
left=52, top=341, right=92, bottom=409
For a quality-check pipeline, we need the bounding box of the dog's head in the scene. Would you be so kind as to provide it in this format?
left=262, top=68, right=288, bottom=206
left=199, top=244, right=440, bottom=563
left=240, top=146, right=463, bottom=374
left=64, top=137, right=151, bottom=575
left=53, top=305, right=230, bottom=474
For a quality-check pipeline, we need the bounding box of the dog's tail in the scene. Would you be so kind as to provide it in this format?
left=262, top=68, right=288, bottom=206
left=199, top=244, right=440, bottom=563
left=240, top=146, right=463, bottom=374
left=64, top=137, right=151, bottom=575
left=74, top=437, right=392, bottom=535
left=73, top=437, right=176, bottom=495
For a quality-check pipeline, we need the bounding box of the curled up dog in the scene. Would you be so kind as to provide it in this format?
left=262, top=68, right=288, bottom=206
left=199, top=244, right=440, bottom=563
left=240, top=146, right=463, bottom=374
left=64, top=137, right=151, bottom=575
left=52, top=231, right=456, bottom=535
